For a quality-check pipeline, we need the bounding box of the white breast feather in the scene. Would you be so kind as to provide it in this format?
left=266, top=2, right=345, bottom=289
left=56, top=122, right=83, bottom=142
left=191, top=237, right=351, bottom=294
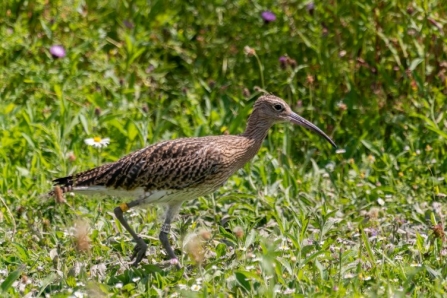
left=71, top=186, right=211, bottom=206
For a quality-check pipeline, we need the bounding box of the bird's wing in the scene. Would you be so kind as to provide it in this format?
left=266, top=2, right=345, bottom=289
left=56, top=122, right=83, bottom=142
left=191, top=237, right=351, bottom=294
left=53, top=137, right=224, bottom=192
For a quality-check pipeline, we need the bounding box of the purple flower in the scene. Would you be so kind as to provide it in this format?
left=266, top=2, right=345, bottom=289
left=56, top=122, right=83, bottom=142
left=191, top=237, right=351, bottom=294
left=279, top=56, right=288, bottom=68
left=49, top=45, right=66, bottom=58
left=123, top=20, right=134, bottom=29
left=261, top=11, right=276, bottom=23
left=279, top=56, right=297, bottom=69
left=306, top=2, right=315, bottom=15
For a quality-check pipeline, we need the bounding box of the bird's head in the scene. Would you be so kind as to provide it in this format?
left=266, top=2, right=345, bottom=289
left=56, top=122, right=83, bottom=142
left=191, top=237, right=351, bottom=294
left=253, top=95, right=336, bottom=147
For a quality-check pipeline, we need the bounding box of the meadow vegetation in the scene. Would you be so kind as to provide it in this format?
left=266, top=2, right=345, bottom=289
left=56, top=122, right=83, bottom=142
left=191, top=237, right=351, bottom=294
left=1, top=0, right=447, bottom=297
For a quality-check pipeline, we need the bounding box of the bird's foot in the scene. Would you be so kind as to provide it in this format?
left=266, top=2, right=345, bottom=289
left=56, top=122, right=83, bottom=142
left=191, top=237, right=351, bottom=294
left=130, top=237, right=148, bottom=267
left=160, top=257, right=181, bottom=269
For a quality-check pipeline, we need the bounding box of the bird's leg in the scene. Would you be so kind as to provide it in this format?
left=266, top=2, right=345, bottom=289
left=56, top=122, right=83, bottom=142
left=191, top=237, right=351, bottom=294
left=113, top=202, right=147, bottom=267
left=159, top=203, right=182, bottom=267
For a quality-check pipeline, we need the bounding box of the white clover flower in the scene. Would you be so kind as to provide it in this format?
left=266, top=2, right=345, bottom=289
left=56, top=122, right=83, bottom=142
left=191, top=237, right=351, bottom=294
left=278, top=243, right=290, bottom=251
left=283, top=288, right=295, bottom=294
left=344, top=273, right=355, bottom=279
left=115, top=282, right=123, bottom=289
left=325, top=162, right=335, bottom=172
left=85, top=137, right=110, bottom=148
left=191, top=284, right=201, bottom=291
left=178, top=284, right=188, bottom=290
left=132, top=277, right=140, bottom=282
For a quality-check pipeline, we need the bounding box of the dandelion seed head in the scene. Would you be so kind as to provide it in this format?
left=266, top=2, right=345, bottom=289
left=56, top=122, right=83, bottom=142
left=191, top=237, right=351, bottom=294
left=73, top=219, right=90, bottom=253
left=244, top=46, right=256, bottom=57
left=66, top=151, right=76, bottom=162
left=184, top=233, right=205, bottom=264
left=53, top=185, right=65, bottom=204
left=199, top=229, right=212, bottom=240
left=233, top=226, right=244, bottom=239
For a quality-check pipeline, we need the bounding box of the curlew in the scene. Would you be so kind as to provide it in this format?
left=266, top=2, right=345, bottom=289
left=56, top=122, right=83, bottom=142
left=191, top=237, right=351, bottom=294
left=51, top=95, right=336, bottom=267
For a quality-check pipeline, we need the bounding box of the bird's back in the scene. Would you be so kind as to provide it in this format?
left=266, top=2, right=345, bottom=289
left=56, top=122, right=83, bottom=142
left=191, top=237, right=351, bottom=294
left=53, top=134, right=257, bottom=199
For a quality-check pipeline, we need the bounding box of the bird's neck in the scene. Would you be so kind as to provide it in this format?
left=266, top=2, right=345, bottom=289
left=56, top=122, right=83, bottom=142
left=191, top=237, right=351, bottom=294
left=239, top=111, right=273, bottom=160
left=241, top=111, right=273, bottom=140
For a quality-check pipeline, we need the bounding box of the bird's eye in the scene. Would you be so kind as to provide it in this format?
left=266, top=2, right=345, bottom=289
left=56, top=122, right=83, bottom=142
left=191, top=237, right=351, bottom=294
left=273, top=104, right=284, bottom=111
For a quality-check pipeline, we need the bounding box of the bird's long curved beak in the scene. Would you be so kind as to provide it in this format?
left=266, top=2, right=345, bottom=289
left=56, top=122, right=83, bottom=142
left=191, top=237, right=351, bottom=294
left=289, top=112, right=337, bottom=148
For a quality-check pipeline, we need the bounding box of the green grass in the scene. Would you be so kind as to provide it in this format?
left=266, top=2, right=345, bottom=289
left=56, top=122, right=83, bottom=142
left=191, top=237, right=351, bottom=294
left=1, top=0, right=447, bottom=296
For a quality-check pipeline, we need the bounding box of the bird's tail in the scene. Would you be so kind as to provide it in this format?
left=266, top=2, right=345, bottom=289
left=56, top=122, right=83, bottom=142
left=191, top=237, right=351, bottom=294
left=48, top=163, right=115, bottom=197
left=48, top=175, right=75, bottom=196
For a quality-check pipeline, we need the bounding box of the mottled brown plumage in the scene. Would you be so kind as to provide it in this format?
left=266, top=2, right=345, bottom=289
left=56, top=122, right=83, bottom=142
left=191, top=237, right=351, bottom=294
left=51, top=94, right=336, bottom=267
left=55, top=136, right=254, bottom=195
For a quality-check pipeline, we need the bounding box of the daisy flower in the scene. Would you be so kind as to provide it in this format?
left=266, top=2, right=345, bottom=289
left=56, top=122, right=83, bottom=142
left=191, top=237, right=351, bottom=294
left=85, top=137, right=110, bottom=148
